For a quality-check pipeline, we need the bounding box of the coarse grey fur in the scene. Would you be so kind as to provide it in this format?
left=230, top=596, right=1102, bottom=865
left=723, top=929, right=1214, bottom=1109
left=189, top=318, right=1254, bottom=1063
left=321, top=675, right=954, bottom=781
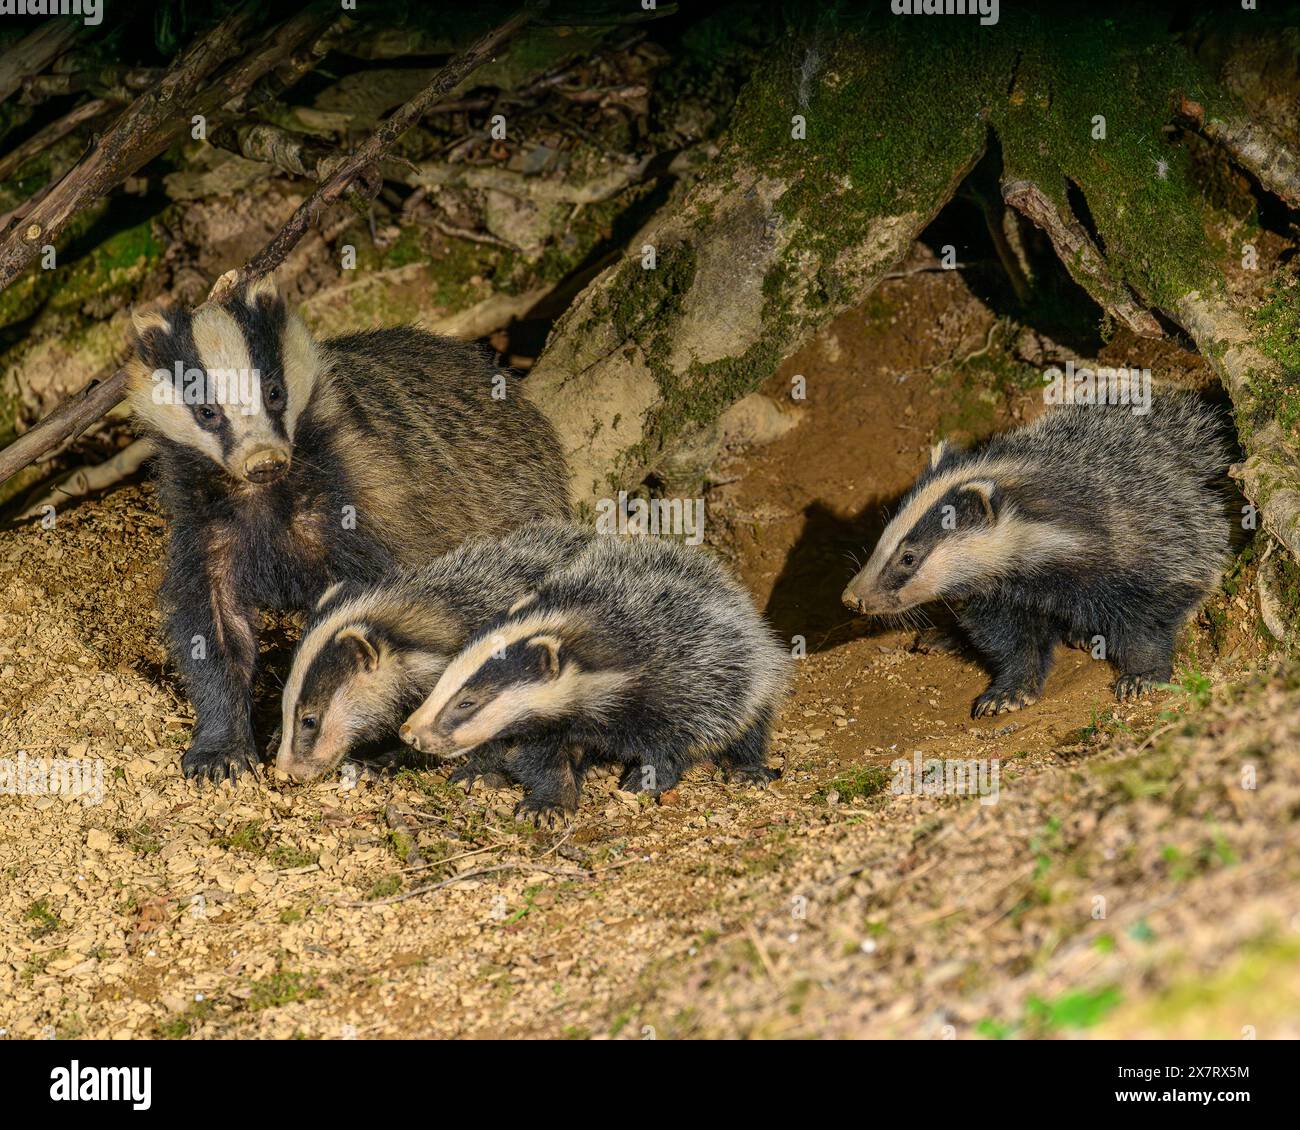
left=842, top=394, right=1237, bottom=716
left=276, top=521, right=595, bottom=782
left=401, top=535, right=792, bottom=820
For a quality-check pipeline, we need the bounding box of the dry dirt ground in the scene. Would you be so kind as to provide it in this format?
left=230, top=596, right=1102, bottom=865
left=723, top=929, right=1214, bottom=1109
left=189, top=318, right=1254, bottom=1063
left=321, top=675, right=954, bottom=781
left=2, top=267, right=1297, bottom=1040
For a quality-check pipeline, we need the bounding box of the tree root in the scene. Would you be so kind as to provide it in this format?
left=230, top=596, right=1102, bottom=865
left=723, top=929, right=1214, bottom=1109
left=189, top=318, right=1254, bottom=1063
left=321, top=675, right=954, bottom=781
left=15, top=439, right=154, bottom=522
left=1175, top=290, right=1300, bottom=560
left=1176, top=95, right=1300, bottom=209
left=1001, top=178, right=1164, bottom=338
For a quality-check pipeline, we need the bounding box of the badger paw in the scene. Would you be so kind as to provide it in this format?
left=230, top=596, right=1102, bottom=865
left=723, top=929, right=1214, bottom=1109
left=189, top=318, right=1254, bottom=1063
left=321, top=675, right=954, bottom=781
left=726, top=765, right=780, bottom=788
left=513, top=796, right=574, bottom=829
left=448, top=763, right=510, bottom=791
left=182, top=741, right=258, bottom=783
left=617, top=764, right=680, bottom=795
left=1115, top=674, right=1162, bottom=702
left=971, top=688, right=1038, bottom=718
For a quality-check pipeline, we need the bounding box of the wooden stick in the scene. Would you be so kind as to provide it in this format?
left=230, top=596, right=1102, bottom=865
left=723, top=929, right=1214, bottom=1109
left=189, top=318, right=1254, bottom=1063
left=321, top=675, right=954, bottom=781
left=0, top=4, right=263, bottom=293
left=0, top=21, right=79, bottom=104
left=0, top=98, right=114, bottom=184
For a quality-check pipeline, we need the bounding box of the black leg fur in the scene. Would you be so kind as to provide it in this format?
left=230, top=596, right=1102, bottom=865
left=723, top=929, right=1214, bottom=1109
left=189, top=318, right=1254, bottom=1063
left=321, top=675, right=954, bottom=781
left=509, top=736, right=589, bottom=825
left=960, top=599, right=1058, bottom=718
left=718, top=709, right=779, bottom=786
left=1111, top=621, right=1177, bottom=702
left=162, top=550, right=260, bottom=783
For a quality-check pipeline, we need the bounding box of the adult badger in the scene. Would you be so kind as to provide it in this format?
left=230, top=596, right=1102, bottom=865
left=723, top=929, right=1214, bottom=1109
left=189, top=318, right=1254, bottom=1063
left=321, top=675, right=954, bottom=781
left=841, top=394, right=1236, bottom=717
left=127, top=277, right=569, bottom=782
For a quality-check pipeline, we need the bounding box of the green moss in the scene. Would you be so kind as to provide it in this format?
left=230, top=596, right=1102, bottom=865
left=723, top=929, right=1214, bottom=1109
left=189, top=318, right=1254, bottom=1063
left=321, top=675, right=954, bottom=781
left=1247, top=270, right=1300, bottom=437
left=991, top=13, right=1221, bottom=311
left=816, top=765, right=891, bottom=805
left=24, top=898, right=60, bottom=939
left=247, top=970, right=323, bottom=1011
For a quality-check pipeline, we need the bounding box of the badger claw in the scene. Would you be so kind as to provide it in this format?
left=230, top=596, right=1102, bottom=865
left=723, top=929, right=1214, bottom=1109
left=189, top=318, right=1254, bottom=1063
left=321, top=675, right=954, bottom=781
left=182, top=742, right=258, bottom=784
left=726, top=765, right=780, bottom=788
left=971, top=688, right=1038, bottom=718
left=1115, top=674, right=1161, bottom=702
left=513, top=797, right=573, bottom=829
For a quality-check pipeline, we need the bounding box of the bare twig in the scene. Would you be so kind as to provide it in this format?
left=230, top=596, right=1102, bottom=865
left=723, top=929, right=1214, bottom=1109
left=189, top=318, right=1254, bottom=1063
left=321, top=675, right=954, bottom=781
left=216, top=4, right=544, bottom=299
left=0, top=98, right=114, bottom=183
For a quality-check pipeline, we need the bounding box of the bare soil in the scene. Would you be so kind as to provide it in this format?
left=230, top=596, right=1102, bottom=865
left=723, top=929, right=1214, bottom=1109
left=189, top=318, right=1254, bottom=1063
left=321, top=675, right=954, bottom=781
left=1, top=266, right=1295, bottom=1041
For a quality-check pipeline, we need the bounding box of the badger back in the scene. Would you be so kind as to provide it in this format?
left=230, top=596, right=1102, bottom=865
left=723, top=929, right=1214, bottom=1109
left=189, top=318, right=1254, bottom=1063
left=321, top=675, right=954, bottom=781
left=306, top=328, right=570, bottom=562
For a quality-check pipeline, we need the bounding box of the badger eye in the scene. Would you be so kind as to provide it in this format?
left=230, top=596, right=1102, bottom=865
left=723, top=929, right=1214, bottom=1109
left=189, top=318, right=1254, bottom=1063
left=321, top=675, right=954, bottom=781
left=901, top=551, right=916, bottom=567
left=300, top=714, right=317, bottom=731
left=457, top=699, right=475, bottom=711
left=198, top=405, right=217, bottom=422
left=266, top=386, right=283, bottom=405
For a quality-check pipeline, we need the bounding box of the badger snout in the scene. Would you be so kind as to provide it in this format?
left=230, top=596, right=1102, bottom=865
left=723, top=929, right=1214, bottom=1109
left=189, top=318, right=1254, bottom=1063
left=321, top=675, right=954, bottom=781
left=398, top=722, right=421, bottom=751
left=243, top=447, right=289, bottom=483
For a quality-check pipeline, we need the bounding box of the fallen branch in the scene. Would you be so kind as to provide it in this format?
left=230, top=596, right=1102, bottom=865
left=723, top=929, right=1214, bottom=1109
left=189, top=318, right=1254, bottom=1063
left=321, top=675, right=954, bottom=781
left=0, top=97, right=114, bottom=184
left=1001, top=178, right=1164, bottom=338
left=1176, top=94, right=1300, bottom=209
left=0, top=3, right=264, bottom=294
left=0, top=371, right=135, bottom=489
left=0, top=21, right=79, bottom=103
left=217, top=4, right=543, bottom=298
left=208, top=121, right=344, bottom=182
left=0, top=5, right=539, bottom=494
left=15, top=439, right=154, bottom=520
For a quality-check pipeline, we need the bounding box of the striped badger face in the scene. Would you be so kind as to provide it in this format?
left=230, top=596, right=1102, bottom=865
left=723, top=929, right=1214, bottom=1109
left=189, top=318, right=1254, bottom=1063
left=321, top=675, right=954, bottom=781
left=399, top=623, right=567, bottom=757
left=127, top=277, right=319, bottom=486
left=843, top=441, right=1005, bottom=615
left=277, top=622, right=410, bottom=782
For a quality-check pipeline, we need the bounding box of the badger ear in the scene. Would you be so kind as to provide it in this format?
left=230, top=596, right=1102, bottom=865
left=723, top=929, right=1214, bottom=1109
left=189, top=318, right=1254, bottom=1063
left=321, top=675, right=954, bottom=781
left=528, top=635, right=563, bottom=680
left=928, top=439, right=949, bottom=470
left=336, top=626, right=381, bottom=672
left=130, top=302, right=173, bottom=345
left=958, top=480, right=999, bottom=524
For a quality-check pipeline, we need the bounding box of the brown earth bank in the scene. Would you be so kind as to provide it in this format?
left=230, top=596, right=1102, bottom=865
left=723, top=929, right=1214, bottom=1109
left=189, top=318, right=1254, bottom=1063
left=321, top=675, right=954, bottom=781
left=0, top=266, right=1295, bottom=1040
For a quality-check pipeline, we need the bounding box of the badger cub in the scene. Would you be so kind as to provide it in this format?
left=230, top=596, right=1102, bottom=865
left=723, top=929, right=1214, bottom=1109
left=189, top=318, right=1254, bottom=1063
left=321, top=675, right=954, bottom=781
left=399, top=536, right=791, bottom=821
left=276, top=522, right=593, bottom=782
left=127, top=278, right=569, bottom=782
left=842, top=395, right=1234, bottom=717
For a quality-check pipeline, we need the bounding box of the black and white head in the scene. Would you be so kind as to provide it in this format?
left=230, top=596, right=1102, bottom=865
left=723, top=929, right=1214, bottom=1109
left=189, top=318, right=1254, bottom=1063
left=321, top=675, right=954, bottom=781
left=276, top=586, right=448, bottom=782
left=126, top=277, right=319, bottom=486
left=399, top=612, right=627, bottom=757
left=842, top=441, right=1078, bottom=616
